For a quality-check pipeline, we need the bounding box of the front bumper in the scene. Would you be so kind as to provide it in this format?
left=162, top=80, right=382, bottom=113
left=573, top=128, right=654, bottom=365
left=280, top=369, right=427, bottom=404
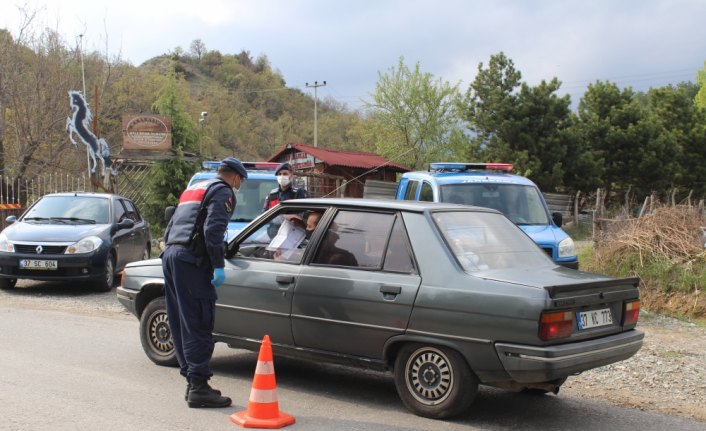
left=0, top=252, right=106, bottom=282
left=494, top=329, right=644, bottom=382
left=116, top=285, right=138, bottom=317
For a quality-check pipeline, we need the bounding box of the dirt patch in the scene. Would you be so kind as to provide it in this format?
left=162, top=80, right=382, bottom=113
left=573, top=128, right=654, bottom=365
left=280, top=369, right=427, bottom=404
left=562, top=312, right=706, bottom=422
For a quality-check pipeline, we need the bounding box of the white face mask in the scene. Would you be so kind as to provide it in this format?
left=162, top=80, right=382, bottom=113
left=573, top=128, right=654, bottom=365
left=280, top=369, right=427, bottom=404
left=277, top=175, right=291, bottom=187
left=232, top=186, right=240, bottom=193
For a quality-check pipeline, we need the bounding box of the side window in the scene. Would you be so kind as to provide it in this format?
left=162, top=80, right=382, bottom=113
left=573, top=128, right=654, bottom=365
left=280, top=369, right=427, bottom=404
left=383, top=217, right=416, bottom=274
left=312, top=210, right=395, bottom=268
left=234, top=208, right=316, bottom=264
left=404, top=180, right=419, bottom=200
left=419, top=182, right=434, bottom=202
left=114, top=200, right=127, bottom=223
left=123, top=200, right=143, bottom=223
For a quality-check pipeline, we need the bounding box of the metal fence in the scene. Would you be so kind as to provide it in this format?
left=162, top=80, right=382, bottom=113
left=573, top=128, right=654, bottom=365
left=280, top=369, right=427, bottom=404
left=0, top=163, right=153, bottom=230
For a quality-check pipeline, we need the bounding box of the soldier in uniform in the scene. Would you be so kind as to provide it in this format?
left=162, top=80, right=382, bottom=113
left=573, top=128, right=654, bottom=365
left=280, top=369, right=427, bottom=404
left=161, top=157, right=248, bottom=408
left=262, top=162, right=308, bottom=212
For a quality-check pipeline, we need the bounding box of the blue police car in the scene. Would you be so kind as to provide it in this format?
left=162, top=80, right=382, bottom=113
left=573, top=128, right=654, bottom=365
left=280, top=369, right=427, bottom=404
left=396, top=162, right=578, bottom=269
left=188, top=161, right=278, bottom=240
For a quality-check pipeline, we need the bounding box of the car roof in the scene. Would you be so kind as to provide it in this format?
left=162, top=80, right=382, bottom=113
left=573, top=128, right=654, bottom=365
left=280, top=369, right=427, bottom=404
left=278, top=197, right=499, bottom=214
left=402, top=170, right=537, bottom=186
left=40, top=192, right=122, bottom=199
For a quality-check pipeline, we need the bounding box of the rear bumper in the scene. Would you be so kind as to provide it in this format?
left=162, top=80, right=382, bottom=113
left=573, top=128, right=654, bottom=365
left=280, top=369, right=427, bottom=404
left=494, top=329, right=644, bottom=382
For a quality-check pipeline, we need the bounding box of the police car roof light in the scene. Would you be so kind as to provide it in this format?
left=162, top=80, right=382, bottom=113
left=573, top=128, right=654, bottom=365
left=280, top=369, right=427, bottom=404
left=201, top=161, right=280, bottom=172
left=429, top=162, right=513, bottom=172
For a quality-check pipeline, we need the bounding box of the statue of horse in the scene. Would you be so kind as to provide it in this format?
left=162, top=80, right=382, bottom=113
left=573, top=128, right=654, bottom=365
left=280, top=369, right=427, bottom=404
left=66, top=90, right=115, bottom=176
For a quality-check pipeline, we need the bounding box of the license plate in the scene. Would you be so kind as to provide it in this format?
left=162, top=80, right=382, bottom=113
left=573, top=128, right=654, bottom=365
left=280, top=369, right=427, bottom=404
left=577, top=308, right=613, bottom=330
left=19, top=259, right=58, bottom=270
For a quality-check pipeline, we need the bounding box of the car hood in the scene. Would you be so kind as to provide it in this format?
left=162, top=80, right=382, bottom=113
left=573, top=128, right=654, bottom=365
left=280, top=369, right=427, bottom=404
left=125, top=257, right=163, bottom=268
left=518, top=224, right=567, bottom=245
left=3, top=222, right=109, bottom=242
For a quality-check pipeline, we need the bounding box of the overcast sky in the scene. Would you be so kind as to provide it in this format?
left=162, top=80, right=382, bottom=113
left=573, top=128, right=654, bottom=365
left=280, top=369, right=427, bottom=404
left=3, top=0, right=705, bottom=111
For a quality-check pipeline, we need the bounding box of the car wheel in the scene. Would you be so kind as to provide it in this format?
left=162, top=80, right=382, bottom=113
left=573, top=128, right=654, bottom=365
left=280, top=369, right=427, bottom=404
left=140, top=296, right=178, bottom=367
left=0, top=278, right=17, bottom=290
left=393, top=343, right=478, bottom=419
left=94, top=253, right=115, bottom=292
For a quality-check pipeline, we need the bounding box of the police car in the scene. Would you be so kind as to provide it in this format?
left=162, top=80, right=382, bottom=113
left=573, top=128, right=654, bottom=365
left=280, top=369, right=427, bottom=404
left=188, top=161, right=278, bottom=240
left=396, top=162, right=579, bottom=269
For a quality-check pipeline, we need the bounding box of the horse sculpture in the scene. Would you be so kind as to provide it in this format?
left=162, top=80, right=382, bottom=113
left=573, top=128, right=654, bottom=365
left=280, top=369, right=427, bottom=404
left=66, top=90, right=115, bottom=177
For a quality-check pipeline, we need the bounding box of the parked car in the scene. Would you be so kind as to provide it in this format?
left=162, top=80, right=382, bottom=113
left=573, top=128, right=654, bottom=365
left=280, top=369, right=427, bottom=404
left=0, top=192, right=151, bottom=291
left=117, top=198, right=642, bottom=419
left=188, top=161, right=279, bottom=240
left=396, top=162, right=579, bottom=269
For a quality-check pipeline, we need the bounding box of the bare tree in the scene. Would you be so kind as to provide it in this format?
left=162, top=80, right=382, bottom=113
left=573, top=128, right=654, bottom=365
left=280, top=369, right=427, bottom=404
left=190, top=39, right=206, bottom=61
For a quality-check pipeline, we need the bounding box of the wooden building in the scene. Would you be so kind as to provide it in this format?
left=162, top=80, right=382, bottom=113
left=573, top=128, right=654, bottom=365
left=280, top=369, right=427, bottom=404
left=267, top=143, right=409, bottom=198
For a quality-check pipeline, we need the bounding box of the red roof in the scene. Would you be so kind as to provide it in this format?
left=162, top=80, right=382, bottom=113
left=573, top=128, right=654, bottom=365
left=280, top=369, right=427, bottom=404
left=268, top=143, right=409, bottom=172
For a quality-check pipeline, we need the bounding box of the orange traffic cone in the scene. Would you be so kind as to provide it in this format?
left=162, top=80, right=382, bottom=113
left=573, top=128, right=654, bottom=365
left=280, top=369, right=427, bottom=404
left=230, top=335, right=295, bottom=429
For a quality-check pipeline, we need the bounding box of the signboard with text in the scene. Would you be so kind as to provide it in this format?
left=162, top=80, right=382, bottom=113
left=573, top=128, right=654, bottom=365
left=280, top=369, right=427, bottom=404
left=122, top=115, right=172, bottom=151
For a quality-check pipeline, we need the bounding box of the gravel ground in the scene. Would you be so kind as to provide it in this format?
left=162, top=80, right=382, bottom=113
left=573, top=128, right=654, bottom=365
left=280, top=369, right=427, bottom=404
left=2, top=280, right=704, bottom=422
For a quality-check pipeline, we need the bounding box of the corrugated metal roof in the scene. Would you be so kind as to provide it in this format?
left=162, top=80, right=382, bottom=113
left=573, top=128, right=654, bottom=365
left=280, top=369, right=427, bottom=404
left=268, top=142, right=409, bottom=172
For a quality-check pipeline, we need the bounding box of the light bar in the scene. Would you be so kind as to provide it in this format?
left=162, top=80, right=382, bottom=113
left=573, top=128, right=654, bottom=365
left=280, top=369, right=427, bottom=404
left=200, top=161, right=280, bottom=171
left=430, top=162, right=513, bottom=172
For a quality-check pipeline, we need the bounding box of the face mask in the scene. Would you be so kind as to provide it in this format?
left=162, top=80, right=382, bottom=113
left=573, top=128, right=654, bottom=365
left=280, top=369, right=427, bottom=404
left=232, top=186, right=240, bottom=193
left=277, top=175, right=291, bottom=187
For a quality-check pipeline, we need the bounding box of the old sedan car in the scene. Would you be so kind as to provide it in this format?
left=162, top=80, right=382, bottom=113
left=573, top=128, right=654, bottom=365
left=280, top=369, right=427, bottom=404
left=0, top=192, right=151, bottom=291
left=117, top=198, right=643, bottom=419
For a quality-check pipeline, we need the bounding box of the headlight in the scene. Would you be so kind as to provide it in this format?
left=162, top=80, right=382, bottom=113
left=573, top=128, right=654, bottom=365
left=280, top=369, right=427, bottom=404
left=558, top=237, right=576, bottom=258
left=0, top=233, right=14, bottom=252
left=65, top=236, right=103, bottom=254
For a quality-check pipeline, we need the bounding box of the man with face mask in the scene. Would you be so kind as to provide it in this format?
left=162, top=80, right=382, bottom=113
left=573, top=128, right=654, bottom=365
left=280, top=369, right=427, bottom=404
left=262, top=162, right=308, bottom=212
left=161, top=157, right=247, bottom=408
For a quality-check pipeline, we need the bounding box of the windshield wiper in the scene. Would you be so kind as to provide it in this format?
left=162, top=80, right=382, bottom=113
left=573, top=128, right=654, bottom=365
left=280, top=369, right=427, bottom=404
left=24, top=217, right=49, bottom=221
left=50, top=217, right=96, bottom=224
left=231, top=218, right=253, bottom=222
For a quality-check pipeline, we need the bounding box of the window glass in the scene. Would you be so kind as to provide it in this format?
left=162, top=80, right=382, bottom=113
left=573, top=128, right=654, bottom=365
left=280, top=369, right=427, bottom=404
left=404, top=180, right=419, bottom=200
left=234, top=208, right=319, bottom=264
left=114, top=200, right=127, bottom=223
left=312, top=210, right=395, bottom=268
left=433, top=211, right=552, bottom=273
left=23, top=196, right=110, bottom=224
left=122, top=199, right=142, bottom=222
left=419, top=182, right=434, bottom=202
left=383, top=217, right=416, bottom=274
left=190, top=178, right=278, bottom=222
left=439, top=184, right=549, bottom=225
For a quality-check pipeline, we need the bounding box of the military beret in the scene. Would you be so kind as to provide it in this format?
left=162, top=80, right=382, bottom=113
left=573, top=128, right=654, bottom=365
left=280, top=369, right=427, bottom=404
left=275, top=162, right=292, bottom=175
left=220, top=157, right=248, bottom=179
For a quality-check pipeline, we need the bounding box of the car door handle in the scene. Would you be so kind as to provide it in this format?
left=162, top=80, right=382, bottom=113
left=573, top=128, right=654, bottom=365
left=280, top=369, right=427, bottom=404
left=380, top=285, right=402, bottom=295
left=276, top=275, right=295, bottom=284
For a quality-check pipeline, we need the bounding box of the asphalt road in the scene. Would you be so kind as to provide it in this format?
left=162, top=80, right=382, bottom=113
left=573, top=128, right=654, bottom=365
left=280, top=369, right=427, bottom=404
left=1, top=283, right=704, bottom=431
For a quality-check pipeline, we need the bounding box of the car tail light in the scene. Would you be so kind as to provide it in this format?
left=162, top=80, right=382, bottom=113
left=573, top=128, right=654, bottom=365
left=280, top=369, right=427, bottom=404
left=539, top=310, right=574, bottom=340
left=623, top=300, right=640, bottom=326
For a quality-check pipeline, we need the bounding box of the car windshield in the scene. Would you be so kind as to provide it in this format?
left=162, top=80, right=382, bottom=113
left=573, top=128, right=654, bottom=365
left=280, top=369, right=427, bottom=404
left=433, top=211, right=552, bottom=273
left=190, top=178, right=278, bottom=223
left=22, top=195, right=110, bottom=224
left=439, top=183, right=549, bottom=225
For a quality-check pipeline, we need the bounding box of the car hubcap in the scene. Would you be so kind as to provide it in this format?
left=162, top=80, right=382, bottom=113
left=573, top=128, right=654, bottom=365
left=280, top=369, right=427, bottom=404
left=406, top=347, right=453, bottom=405
left=150, top=312, right=173, bottom=354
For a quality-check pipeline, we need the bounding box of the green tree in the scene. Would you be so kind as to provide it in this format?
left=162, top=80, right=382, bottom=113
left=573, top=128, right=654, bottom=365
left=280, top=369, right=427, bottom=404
left=143, top=65, right=200, bottom=231
left=365, top=57, right=462, bottom=170
left=462, top=52, right=572, bottom=191
left=695, top=61, right=706, bottom=109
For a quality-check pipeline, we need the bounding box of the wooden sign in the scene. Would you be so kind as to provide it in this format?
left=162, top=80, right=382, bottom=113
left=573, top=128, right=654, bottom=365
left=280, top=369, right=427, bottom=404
left=122, top=115, right=172, bottom=150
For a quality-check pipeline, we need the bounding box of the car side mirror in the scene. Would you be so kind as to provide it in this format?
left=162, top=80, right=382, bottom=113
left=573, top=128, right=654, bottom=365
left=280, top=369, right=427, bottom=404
left=165, top=206, right=176, bottom=223
left=551, top=211, right=563, bottom=228
left=117, top=218, right=135, bottom=230
left=5, top=215, right=17, bottom=224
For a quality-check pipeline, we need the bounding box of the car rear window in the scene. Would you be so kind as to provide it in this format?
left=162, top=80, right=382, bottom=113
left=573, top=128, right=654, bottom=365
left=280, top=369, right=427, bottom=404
left=433, top=211, right=552, bottom=273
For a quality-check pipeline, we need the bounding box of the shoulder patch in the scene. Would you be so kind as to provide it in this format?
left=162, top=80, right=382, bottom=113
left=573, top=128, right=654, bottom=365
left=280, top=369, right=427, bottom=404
left=225, top=195, right=234, bottom=213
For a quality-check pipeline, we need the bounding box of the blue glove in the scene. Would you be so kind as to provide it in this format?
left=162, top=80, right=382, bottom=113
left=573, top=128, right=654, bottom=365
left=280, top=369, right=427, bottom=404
left=211, top=267, right=226, bottom=288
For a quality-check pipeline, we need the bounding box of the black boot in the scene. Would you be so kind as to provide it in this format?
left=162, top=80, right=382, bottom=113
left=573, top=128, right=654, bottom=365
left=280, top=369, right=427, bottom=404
left=187, top=378, right=231, bottom=408
left=185, top=378, right=221, bottom=401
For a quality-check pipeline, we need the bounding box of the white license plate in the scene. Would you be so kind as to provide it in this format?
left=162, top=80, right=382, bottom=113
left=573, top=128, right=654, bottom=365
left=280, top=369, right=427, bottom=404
left=19, top=259, right=58, bottom=270
left=577, top=308, right=613, bottom=330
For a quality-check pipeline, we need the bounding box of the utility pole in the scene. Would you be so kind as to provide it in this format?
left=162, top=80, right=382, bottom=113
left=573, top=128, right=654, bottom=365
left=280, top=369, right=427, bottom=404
left=305, top=81, right=326, bottom=147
